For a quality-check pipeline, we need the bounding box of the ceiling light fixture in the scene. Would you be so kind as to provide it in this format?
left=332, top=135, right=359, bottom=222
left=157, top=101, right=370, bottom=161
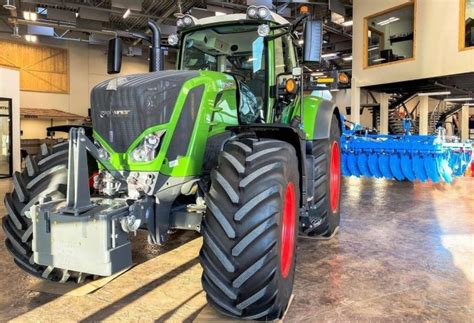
left=25, top=34, right=37, bottom=42
left=341, top=20, right=353, bottom=27
left=321, top=52, right=339, bottom=58
left=311, top=72, right=325, bottom=76
left=417, top=91, right=451, bottom=96
left=372, top=58, right=386, bottom=62
left=343, top=55, right=353, bottom=61
left=443, top=97, right=473, bottom=102
left=3, top=0, right=16, bottom=10
left=23, top=11, right=37, bottom=21
left=123, top=8, right=131, bottom=19
left=377, top=17, right=399, bottom=26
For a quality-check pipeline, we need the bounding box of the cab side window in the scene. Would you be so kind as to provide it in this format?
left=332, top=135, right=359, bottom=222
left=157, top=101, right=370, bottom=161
left=274, top=34, right=297, bottom=77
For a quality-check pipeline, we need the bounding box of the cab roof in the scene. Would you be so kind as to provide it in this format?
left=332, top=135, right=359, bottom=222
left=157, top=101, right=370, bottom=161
left=195, top=12, right=290, bottom=27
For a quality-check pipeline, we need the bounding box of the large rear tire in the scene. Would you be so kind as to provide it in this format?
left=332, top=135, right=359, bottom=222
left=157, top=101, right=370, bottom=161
left=301, top=114, right=341, bottom=237
left=2, top=142, right=95, bottom=282
left=200, top=137, right=300, bottom=320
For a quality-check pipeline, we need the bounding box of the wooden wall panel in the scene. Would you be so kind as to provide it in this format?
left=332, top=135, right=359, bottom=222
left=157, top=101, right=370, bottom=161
left=0, top=40, right=69, bottom=93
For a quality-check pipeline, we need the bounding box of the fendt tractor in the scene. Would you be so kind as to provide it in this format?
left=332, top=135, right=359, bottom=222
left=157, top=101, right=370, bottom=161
left=3, top=6, right=342, bottom=320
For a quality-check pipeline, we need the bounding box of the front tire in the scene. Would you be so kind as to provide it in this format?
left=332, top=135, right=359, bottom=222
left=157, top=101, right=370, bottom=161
left=3, top=142, right=70, bottom=281
left=200, top=137, right=300, bottom=320
left=3, top=141, right=97, bottom=283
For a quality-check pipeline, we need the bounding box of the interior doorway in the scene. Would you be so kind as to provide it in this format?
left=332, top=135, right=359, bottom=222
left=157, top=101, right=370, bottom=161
left=0, top=98, right=12, bottom=178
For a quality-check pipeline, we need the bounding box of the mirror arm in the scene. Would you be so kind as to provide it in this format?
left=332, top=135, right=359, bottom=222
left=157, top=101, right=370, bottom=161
left=291, top=13, right=310, bottom=33
left=265, top=28, right=290, bottom=41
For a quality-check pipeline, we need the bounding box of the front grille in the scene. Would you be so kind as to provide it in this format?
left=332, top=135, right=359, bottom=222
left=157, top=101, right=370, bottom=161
left=91, top=70, right=199, bottom=153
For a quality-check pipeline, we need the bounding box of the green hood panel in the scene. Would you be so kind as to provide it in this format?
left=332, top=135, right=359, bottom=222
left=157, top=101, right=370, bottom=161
left=93, top=71, right=239, bottom=176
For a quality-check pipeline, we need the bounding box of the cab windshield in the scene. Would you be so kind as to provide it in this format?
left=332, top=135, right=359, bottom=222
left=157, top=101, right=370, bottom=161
left=180, top=24, right=266, bottom=110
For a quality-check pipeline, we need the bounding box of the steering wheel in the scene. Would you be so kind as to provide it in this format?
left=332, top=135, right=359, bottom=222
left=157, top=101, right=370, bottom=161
left=225, top=71, right=247, bottom=81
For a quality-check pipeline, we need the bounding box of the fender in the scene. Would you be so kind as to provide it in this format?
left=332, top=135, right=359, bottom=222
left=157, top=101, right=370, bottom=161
left=301, top=96, right=342, bottom=140
left=227, top=124, right=308, bottom=208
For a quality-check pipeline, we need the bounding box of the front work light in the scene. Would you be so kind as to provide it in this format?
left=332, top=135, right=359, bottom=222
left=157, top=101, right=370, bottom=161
left=177, top=15, right=195, bottom=29
left=247, top=5, right=270, bottom=20
left=168, top=33, right=179, bottom=46
left=247, top=6, right=258, bottom=19
left=257, top=6, right=270, bottom=19
left=257, top=24, right=270, bottom=37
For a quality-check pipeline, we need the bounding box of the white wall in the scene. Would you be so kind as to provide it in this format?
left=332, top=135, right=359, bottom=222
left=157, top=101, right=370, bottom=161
left=0, top=67, right=21, bottom=172
left=353, top=0, right=474, bottom=87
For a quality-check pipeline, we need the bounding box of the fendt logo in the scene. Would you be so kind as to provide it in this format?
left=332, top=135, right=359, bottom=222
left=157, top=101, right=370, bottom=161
left=99, top=110, right=131, bottom=118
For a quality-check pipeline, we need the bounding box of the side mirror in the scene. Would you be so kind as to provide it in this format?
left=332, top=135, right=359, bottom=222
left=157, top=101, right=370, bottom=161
left=107, top=37, right=122, bottom=74
left=303, top=20, right=323, bottom=63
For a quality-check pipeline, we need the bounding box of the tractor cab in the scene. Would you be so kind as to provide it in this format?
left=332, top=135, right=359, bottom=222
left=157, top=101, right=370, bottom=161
left=168, top=6, right=319, bottom=126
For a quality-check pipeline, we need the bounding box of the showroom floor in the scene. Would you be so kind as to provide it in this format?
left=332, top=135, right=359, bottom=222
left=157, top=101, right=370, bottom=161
left=0, top=177, right=472, bottom=322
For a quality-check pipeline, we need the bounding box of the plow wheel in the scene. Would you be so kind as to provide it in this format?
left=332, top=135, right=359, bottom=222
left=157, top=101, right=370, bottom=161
left=3, top=141, right=96, bottom=283
left=200, top=137, right=299, bottom=320
left=302, top=114, right=341, bottom=237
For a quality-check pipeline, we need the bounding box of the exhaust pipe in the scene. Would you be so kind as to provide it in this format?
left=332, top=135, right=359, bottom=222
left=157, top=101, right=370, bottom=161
left=148, top=20, right=162, bottom=72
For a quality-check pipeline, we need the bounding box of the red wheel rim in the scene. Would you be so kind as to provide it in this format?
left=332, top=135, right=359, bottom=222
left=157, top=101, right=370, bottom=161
left=329, top=141, right=341, bottom=213
left=280, top=182, right=296, bottom=279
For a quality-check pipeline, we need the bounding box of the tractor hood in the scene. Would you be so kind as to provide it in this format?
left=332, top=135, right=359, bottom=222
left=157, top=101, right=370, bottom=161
left=91, top=70, right=199, bottom=153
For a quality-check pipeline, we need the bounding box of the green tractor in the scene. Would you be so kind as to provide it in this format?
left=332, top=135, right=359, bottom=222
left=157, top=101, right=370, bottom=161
left=3, top=6, right=342, bottom=320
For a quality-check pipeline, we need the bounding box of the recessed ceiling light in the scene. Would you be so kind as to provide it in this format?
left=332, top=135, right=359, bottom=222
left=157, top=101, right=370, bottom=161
left=342, top=55, right=353, bottom=61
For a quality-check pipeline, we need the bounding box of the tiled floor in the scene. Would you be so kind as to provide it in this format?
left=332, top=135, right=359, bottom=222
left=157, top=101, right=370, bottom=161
left=0, top=177, right=472, bottom=322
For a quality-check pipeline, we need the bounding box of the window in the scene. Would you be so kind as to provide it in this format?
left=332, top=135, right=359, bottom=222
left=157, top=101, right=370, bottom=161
left=180, top=24, right=266, bottom=101
left=461, top=0, right=474, bottom=50
left=274, top=34, right=297, bottom=76
left=364, top=2, right=415, bottom=67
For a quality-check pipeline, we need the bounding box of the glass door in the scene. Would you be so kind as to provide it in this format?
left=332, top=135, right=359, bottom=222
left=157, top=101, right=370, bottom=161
left=0, top=98, right=12, bottom=178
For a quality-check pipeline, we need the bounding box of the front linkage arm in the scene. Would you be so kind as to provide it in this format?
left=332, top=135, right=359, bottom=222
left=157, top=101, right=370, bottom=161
left=61, top=127, right=124, bottom=215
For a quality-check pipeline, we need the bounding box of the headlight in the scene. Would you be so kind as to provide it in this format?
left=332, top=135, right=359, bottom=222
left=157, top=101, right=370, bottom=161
left=130, top=130, right=165, bottom=162
left=132, top=147, right=148, bottom=162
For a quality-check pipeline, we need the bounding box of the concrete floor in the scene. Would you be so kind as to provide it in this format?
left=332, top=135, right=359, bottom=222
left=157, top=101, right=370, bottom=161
left=0, top=177, right=472, bottom=322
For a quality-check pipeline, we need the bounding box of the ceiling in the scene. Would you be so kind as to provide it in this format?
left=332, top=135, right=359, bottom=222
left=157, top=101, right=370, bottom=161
left=0, top=0, right=353, bottom=79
